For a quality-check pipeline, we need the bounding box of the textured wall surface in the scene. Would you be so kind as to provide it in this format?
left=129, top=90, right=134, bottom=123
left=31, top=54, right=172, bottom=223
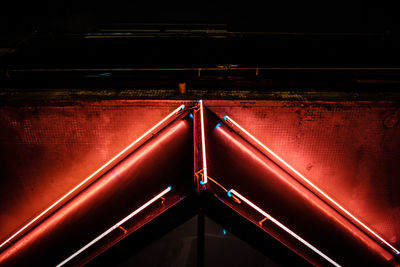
left=0, top=99, right=399, bottom=257
left=207, top=100, right=400, bottom=249
left=0, top=100, right=187, bottom=241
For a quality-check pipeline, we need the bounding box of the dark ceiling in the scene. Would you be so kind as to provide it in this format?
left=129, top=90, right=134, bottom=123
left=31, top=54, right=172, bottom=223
left=2, top=1, right=400, bottom=66
left=1, top=1, right=400, bottom=93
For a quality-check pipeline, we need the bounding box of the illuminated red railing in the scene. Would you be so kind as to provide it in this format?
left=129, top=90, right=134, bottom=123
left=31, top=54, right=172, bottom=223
left=0, top=104, right=185, bottom=251
left=57, top=186, right=172, bottom=266
left=223, top=114, right=400, bottom=256
left=199, top=100, right=208, bottom=185
left=227, top=188, right=341, bottom=267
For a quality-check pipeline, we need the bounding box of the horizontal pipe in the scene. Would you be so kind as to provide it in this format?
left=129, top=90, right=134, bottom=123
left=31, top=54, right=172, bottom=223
left=3, top=67, right=400, bottom=72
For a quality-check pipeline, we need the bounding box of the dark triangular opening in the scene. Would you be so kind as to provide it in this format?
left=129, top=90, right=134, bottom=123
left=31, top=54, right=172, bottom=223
left=87, top=193, right=310, bottom=267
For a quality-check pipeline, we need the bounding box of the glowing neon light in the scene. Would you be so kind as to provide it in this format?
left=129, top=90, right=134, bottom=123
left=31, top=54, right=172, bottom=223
left=57, top=186, right=172, bottom=267
left=199, top=100, right=208, bottom=184
left=227, top=189, right=233, bottom=197
left=227, top=189, right=341, bottom=267
left=0, top=105, right=184, bottom=250
left=224, top=115, right=400, bottom=255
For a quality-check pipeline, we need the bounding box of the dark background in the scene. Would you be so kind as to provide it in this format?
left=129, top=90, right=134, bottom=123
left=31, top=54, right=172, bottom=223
left=0, top=3, right=400, bottom=266
left=1, top=1, right=400, bottom=93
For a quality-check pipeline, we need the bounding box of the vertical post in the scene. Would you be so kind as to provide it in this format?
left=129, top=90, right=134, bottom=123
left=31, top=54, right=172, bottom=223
left=193, top=102, right=202, bottom=193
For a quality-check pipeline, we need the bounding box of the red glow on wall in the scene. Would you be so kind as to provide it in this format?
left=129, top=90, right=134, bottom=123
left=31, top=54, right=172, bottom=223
left=0, top=104, right=184, bottom=250
left=224, top=114, right=399, bottom=255
left=0, top=100, right=399, bottom=266
left=206, top=100, right=400, bottom=250
left=57, top=186, right=172, bottom=266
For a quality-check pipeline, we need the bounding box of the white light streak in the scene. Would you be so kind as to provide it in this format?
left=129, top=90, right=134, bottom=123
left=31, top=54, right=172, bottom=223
left=224, top=115, right=400, bottom=255
left=228, top=189, right=341, bottom=267
left=0, top=105, right=184, bottom=250
left=199, top=100, right=208, bottom=184
left=57, top=186, right=172, bottom=266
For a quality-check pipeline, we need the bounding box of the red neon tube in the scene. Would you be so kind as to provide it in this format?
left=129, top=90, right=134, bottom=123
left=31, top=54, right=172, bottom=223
left=199, top=100, right=208, bottom=185
left=227, top=188, right=341, bottom=267
left=224, top=115, right=400, bottom=256
left=0, top=104, right=185, bottom=250
left=57, top=186, right=172, bottom=266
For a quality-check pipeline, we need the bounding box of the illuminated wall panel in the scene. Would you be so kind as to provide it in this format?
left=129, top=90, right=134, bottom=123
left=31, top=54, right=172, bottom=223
left=0, top=100, right=399, bottom=266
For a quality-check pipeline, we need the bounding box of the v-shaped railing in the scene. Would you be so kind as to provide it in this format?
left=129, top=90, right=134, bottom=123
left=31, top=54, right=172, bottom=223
left=0, top=102, right=399, bottom=266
